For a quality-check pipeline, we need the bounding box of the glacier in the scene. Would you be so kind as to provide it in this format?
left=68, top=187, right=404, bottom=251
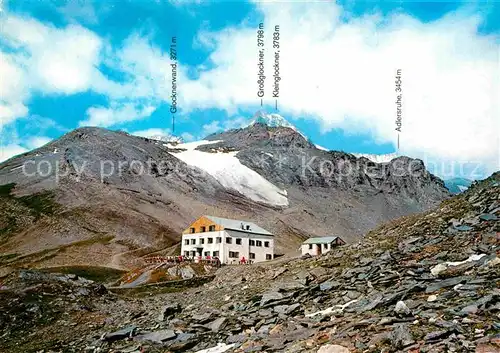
left=168, top=140, right=289, bottom=207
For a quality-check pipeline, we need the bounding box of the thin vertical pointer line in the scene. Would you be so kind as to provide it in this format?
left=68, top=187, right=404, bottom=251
left=397, top=134, right=400, bottom=151
left=260, top=98, right=263, bottom=107
left=275, top=99, right=278, bottom=111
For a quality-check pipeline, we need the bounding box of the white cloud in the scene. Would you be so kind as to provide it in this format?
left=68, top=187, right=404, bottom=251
left=179, top=3, right=499, bottom=175
left=0, top=52, right=29, bottom=125
left=26, top=136, right=52, bottom=149
left=201, top=121, right=222, bottom=136
left=57, top=0, right=99, bottom=25
left=0, top=144, right=28, bottom=162
left=0, top=14, right=106, bottom=129
left=201, top=116, right=250, bottom=137
left=0, top=136, right=52, bottom=163
left=1, top=15, right=103, bottom=95
left=0, top=15, right=166, bottom=128
left=97, top=33, right=173, bottom=101
left=181, top=132, right=195, bottom=141
left=80, top=102, right=157, bottom=128
left=131, top=128, right=171, bottom=139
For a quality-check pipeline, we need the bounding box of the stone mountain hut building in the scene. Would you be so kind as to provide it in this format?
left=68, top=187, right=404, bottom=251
left=301, top=236, right=346, bottom=256
left=181, top=215, right=274, bottom=264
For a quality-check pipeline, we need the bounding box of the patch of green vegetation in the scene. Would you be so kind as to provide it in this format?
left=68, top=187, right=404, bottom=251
left=0, top=183, right=15, bottom=197
left=0, top=183, right=60, bottom=240
left=0, top=253, right=19, bottom=264
left=0, top=183, right=58, bottom=216
left=17, top=192, right=59, bottom=216
left=0, top=215, right=18, bottom=237
left=40, top=266, right=126, bottom=283
left=65, top=235, right=115, bottom=248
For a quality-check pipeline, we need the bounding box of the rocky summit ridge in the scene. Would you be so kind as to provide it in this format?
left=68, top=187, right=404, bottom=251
left=249, top=111, right=298, bottom=130
left=0, top=171, right=498, bottom=353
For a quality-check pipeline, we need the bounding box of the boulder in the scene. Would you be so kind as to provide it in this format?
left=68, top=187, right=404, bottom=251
left=104, top=325, right=136, bottom=342
left=260, top=291, right=284, bottom=306
left=179, top=266, right=196, bottom=279
left=135, top=329, right=177, bottom=343
left=158, top=303, right=182, bottom=321
left=317, top=344, right=350, bottom=353
left=206, top=317, right=227, bottom=332
left=394, top=301, right=411, bottom=316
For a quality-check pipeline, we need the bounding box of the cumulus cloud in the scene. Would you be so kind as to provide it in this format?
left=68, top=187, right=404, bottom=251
left=57, top=0, right=100, bottom=25
left=0, top=52, right=29, bottom=124
left=131, top=128, right=172, bottom=139
left=0, top=14, right=106, bottom=129
left=0, top=144, right=28, bottom=162
left=80, top=102, right=157, bottom=128
left=26, top=136, right=52, bottom=149
left=180, top=2, right=499, bottom=174
left=0, top=136, right=52, bottom=163
left=0, top=15, right=165, bottom=128
left=201, top=116, right=250, bottom=137
left=0, top=15, right=103, bottom=94
left=181, top=132, right=195, bottom=141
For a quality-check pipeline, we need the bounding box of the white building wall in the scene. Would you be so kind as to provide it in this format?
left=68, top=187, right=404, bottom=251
left=301, top=243, right=333, bottom=256
left=225, top=230, right=274, bottom=264
left=180, top=229, right=274, bottom=264
left=181, top=230, right=226, bottom=261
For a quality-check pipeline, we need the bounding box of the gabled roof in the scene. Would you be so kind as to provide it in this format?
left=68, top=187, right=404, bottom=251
left=204, top=215, right=273, bottom=236
left=303, top=236, right=342, bottom=245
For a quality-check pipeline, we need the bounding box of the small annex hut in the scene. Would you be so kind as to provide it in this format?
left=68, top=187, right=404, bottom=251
left=301, top=236, right=345, bottom=256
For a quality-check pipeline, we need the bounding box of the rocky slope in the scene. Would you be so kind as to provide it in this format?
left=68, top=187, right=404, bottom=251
left=0, top=117, right=449, bottom=269
left=0, top=172, right=497, bottom=353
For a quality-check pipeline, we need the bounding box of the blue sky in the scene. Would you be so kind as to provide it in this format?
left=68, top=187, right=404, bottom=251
left=0, top=0, right=498, bottom=180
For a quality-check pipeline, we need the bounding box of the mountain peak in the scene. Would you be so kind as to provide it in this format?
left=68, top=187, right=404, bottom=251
left=353, top=152, right=399, bottom=164
left=249, top=111, right=297, bottom=130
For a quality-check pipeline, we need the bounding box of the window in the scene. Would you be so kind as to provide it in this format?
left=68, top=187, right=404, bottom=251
left=226, top=237, right=232, bottom=244
left=184, top=251, right=189, bottom=256
left=209, top=225, right=216, bottom=231
left=213, top=251, right=219, bottom=257
left=236, top=238, right=242, bottom=245
left=190, top=251, right=196, bottom=257
left=264, top=241, right=269, bottom=248
left=204, top=251, right=210, bottom=257
left=266, top=254, right=272, bottom=260
left=256, top=240, right=262, bottom=247
left=308, top=244, right=313, bottom=250
left=200, top=226, right=206, bottom=232
left=184, top=239, right=189, bottom=245
left=190, top=239, right=196, bottom=245
left=200, top=238, right=205, bottom=245
left=249, top=253, right=255, bottom=259
left=216, top=237, right=222, bottom=243
left=249, top=240, right=255, bottom=246
left=207, top=238, right=213, bottom=244
left=323, top=244, right=328, bottom=249
left=229, top=251, right=239, bottom=258
left=190, top=227, right=195, bottom=233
